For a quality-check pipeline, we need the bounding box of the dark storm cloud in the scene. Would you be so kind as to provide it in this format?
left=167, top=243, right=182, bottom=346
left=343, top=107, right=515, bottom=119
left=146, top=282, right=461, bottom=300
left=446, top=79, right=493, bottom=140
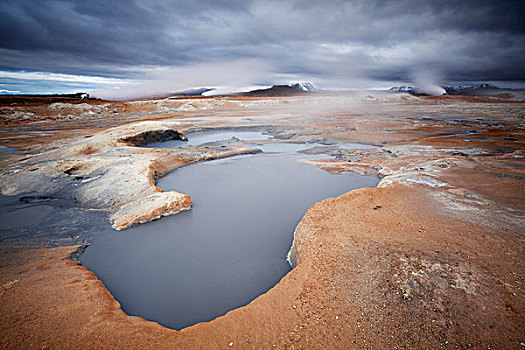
left=0, top=0, right=524, bottom=86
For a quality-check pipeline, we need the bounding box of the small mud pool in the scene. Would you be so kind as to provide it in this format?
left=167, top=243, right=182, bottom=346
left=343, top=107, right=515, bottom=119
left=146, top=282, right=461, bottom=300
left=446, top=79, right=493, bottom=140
left=80, top=131, right=379, bottom=330
left=0, top=145, right=21, bottom=154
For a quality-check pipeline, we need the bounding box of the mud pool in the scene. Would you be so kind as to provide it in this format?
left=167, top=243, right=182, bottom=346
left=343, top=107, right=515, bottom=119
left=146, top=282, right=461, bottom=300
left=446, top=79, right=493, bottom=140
left=80, top=131, right=379, bottom=330
left=142, top=130, right=273, bottom=148
left=0, top=130, right=379, bottom=330
left=0, top=145, right=21, bottom=154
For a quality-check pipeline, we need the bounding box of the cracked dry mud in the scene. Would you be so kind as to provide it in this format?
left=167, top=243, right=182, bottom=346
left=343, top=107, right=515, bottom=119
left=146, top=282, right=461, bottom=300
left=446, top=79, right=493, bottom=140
left=0, top=93, right=523, bottom=349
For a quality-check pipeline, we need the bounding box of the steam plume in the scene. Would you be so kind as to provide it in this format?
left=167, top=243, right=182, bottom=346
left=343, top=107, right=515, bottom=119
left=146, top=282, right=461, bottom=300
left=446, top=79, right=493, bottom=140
left=410, top=68, right=446, bottom=96
left=92, top=59, right=275, bottom=100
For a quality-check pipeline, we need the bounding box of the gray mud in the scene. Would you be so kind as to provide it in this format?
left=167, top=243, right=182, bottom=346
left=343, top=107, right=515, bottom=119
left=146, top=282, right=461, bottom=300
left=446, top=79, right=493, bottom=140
left=0, top=194, right=113, bottom=248
left=80, top=137, right=379, bottom=330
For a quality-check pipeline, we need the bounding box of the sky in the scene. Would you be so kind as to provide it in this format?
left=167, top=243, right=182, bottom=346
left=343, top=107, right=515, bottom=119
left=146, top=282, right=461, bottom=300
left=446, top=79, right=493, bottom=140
left=0, top=0, right=524, bottom=97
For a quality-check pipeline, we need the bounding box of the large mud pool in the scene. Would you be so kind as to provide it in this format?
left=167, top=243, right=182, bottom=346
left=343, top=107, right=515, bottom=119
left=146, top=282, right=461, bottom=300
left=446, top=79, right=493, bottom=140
left=0, top=130, right=379, bottom=330
left=80, top=131, right=379, bottom=329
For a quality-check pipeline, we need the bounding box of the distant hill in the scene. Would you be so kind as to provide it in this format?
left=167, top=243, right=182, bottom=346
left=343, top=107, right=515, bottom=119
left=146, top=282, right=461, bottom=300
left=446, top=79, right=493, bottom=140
left=239, top=82, right=317, bottom=97
left=171, top=87, right=214, bottom=96
left=239, top=85, right=311, bottom=97
left=0, top=93, right=93, bottom=106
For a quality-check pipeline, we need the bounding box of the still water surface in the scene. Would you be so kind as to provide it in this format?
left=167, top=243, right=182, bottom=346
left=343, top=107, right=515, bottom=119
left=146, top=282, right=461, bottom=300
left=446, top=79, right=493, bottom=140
left=80, top=131, right=379, bottom=330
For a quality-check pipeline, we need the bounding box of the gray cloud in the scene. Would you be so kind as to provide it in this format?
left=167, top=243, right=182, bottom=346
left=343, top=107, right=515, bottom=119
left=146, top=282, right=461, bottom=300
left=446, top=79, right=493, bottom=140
left=0, top=0, right=524, bottom=89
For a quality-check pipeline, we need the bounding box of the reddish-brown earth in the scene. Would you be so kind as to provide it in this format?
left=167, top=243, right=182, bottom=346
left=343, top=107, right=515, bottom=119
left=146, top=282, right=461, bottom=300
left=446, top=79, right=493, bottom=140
left=0, top=93, right=523, bottom=349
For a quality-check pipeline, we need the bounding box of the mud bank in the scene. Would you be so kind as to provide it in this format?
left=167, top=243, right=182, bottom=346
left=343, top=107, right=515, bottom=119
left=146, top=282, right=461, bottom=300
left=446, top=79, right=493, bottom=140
left=0, top=93, right=524, bottom=348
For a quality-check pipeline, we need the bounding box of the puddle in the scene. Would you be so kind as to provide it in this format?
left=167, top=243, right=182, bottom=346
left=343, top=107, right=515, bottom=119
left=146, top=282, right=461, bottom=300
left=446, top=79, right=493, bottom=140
left=0, top=145, right=21, bottom=154
left=80, top=130, right=379, bottom=330
left=424, top=130, right=483, bottom=140
left=339, top=142, right=378, bottom=149
left=249, top=141, right=322, bottom=154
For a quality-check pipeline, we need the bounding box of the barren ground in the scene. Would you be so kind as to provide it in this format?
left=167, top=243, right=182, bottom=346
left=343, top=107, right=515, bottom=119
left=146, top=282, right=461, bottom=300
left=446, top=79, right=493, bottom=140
left=0, top=93, right=523, bottom=349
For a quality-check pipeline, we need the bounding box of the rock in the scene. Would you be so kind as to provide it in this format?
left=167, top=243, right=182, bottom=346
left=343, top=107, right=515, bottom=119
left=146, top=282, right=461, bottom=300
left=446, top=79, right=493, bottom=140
left=120, top=129, right=187, bottom=146
left=110, top=192, right=192, bottom=230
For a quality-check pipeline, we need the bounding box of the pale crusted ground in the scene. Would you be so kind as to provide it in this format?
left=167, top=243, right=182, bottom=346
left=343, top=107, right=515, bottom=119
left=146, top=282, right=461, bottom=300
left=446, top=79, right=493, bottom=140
left=0, top=93, right=523, bottom=348
left=0, top=120, right=261, bottom=229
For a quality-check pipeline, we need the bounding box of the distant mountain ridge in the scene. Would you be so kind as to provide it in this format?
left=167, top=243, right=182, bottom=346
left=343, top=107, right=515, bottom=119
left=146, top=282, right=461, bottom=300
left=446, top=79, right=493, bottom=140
left=240, top=85, right=311, bottom=97
left=442, top=84, right=497, bottom=93
left=170, top=82, right=317, bottom=96
left=388, top=86, right=417, bottom=93
left=175, top=87, right=214, bottom=96
left=389, top=84, right=499, bottom=95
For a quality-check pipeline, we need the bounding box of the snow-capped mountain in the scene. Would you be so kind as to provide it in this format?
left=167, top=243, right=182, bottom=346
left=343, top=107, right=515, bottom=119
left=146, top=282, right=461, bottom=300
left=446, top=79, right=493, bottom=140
left=175, top=87, right=214, bottom=96
left=389, top=83, right=499, bottom=95
left=443, top=84, right=497, bottom=93
left=388, top=86, right=416, bottom=93
left=289, top=82, right=317, bottom=92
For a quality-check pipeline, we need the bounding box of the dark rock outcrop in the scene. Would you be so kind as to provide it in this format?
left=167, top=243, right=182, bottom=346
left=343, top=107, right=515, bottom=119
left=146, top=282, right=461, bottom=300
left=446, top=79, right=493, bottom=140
left=120, top=129, right=187, bottom=146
